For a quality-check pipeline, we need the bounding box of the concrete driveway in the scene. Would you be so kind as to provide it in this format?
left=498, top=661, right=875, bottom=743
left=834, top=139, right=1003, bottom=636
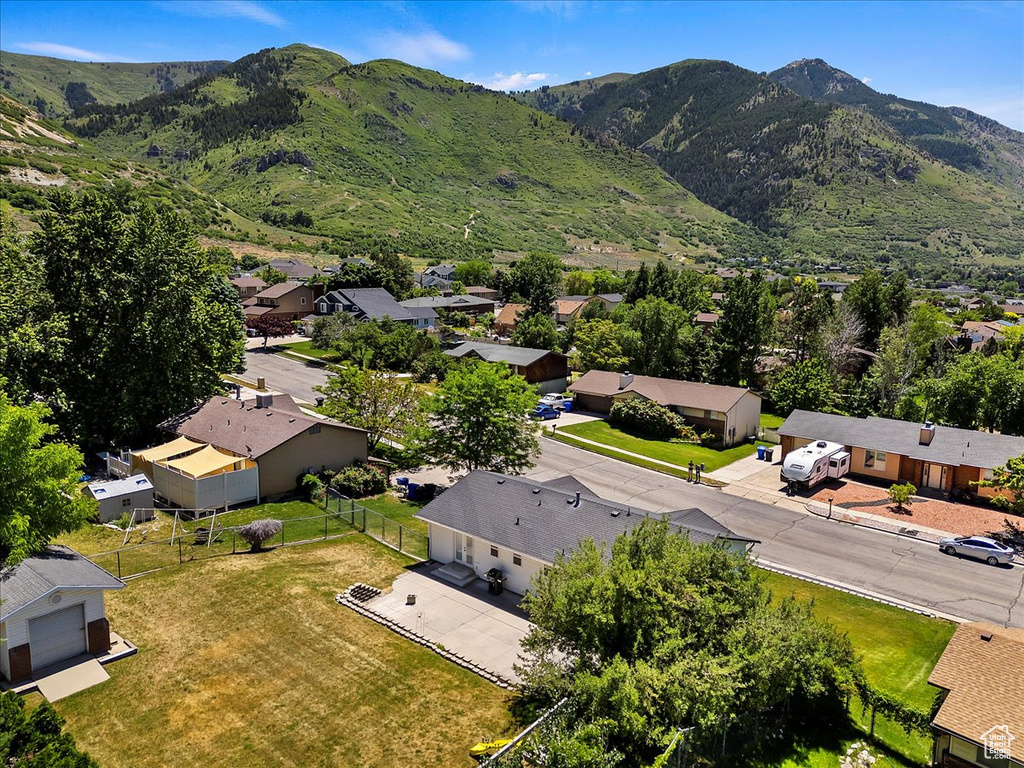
left=241, top=348, right=332, bottom=404
left=364, top=565, right=531, bottom=683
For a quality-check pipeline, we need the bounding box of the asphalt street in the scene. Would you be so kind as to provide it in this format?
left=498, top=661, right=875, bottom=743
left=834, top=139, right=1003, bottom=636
left=241, top=349, right=332, bottom=404
left=529, top=439, right=1024, bottom=628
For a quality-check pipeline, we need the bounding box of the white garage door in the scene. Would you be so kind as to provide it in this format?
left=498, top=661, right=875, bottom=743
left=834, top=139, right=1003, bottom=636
left=29, top=603, right=87, bottom=670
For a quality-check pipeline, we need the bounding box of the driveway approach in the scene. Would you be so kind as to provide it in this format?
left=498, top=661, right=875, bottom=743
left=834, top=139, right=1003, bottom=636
left=530, top=439, right=1024, bottom=628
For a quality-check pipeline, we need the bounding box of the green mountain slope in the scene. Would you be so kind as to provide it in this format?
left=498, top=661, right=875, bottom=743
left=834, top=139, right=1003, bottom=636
left=0, top=50, right=228, bottom=117
left=768, top=58, right=1024, bottom=191
left=523, top=59, right=1024, bottom=267
left=61, top=44, right=766, bottom=261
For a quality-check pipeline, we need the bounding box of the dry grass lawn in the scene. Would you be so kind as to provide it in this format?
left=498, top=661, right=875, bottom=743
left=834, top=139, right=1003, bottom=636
left=53, top=536, right=511, bottom=767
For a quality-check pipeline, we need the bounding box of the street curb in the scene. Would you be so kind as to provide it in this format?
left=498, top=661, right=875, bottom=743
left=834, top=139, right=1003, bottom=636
left=756, top=558, right=966, bottom=624
left=801, top=501, right=947, bottom=544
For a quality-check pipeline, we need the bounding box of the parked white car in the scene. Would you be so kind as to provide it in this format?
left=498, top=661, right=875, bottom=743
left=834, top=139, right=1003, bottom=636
left=539, top=394, right=572, bottom=410
left=939, top=536, right=1016, bottom=566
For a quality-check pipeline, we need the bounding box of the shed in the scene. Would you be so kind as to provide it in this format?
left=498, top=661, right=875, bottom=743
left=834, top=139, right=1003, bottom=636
left=84, top=474, right=154, bottom=523
left=1, top=546, right=125, bottom=683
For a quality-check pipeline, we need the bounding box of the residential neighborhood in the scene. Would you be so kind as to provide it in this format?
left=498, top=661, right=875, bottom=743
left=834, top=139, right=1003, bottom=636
left=1, top=4, right=1023, bottom=767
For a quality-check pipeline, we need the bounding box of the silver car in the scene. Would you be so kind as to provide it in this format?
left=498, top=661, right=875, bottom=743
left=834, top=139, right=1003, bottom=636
left=939, top=536, right=1016, bottom=566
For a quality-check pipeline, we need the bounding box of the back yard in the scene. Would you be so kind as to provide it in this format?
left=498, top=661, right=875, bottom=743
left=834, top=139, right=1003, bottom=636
left=48, top=536, right=511, bottom=767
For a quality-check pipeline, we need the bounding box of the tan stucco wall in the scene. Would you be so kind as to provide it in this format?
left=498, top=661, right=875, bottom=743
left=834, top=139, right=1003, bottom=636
left=728, top=392, right=762, bottom=447
left=258, top=426, right=367, bottom=497
left=850, top=446, right=901, bottom=482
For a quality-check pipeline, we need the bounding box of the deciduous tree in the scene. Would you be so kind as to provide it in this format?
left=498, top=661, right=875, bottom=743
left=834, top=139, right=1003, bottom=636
left=572, top=319, right=628, bottom=373
left=768, top=358, right=837, bottom=416
left=317, top=367, right=422, bottom=452
left=246, top=314, right=295, bottom=348
left=512, top=313, right=559, bottom=351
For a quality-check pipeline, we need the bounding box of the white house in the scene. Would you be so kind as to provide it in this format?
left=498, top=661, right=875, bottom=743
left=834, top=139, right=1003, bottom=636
left=415, top=471, right=757, bottom=596
left=85, top=474, right=154, bottom=523
left=1, top=546, right=125, bottom=683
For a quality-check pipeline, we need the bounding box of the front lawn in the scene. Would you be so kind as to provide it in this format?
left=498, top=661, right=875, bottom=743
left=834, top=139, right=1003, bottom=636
left=53, top=537, right=511, bottom=767
left=760, top=412, right=786, bottom=429
left=278, top=339, right=342, bottom=361
left=557, top=420, right=757, bottom=472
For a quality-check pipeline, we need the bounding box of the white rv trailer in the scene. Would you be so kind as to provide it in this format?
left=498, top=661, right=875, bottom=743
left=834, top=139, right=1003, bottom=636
left=780, top=440, right=850, bottom=489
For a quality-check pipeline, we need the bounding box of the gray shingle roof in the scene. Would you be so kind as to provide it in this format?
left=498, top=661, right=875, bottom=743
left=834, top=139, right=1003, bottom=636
left=415, top=471, right=756, bottom=565
left=399, top=295, right=496, bottom=311
left=444, top=341, right=560, bottom=367
left=569, top=370, right=757, bottom=412
left=777, top=410, right=1024, bottom=469
left=1, top=546, right=125, bottom=620
left=86, top=474, right=154, bottom=499
left=322, top=288, right=422, bottom=322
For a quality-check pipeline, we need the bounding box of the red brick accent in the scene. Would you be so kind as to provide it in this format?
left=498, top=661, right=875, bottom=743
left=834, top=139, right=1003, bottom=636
left=8, top=643, right=32, bottom=682
left=87, top=618, right=111, bottom=654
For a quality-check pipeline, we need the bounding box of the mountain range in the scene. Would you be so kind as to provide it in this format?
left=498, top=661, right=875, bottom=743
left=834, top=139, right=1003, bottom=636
left=1, top=45, right=1021, bottom=277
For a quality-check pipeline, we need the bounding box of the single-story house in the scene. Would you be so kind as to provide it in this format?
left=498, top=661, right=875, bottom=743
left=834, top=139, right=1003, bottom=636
left=243, top=281, right=318, bottom=322
left=777, top=410, right=1024, bottom=498
left=494, top=303, right=526, bottom=336
left=465, top=285, right=499, bottom=300
left=445, top=341, right=569, bottom=394
left=1, top=546, right=125, bottom=683
left=230, top=275, right=267, bottom=298
left=569, top=370, right=762, bottom=447
left=314, top=287, right=436, bottom=329
left=399, top=294, right=497, bottom=318
left=160, top=393, right=368, bottom=498
left=555, top=293, right=622, bottom=322
left=928, top=622, right=1024, bottom=767
left=85, top=474, right=154, bottom=523
left=269, top=258, right=321, bottom=280
left=416, top=471, right=758, bottom=595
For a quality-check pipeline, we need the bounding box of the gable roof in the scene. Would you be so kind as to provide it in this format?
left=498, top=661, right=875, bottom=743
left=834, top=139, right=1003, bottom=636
left=928, top=622, right=1024, bottom=747
left=321, top=287, right=428, bottom=322
left=569, top=370, right=757, bottom=412
left=399, top=295, right=496, bottom=310
left=415, top=471, right=757, bottom=566
left=269, top=258, right=320, bottom=278
left=1, top=546, right=125, bottom=620
left=254, top=281, right=310, bottom=300
left=231, top=276, right=267, bottom=288
left=495, top=303, right=527, bottom=327
left=159, top=394, right=365, bottom=459
left=86, top=474, right=154, bottom=499
left=777, top=410, right=1024, bottom=469
left=445, top=341, right=562, bottom=367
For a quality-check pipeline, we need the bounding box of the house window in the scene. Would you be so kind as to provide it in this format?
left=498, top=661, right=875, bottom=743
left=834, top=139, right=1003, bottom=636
left=864, top=450, right=887, bottom=471
left=704, top=409, right=714, bottom=420
left=301, top=297, right=307, bottom=305
left=513, top=554, right=522, bottom=566
left=122, top=498, right=133, bottom=507
left=490, top=545, right=498, bottom=558
left=308, top=424, right=321, bottom=435
left=983, top=468, right=995, bottom=481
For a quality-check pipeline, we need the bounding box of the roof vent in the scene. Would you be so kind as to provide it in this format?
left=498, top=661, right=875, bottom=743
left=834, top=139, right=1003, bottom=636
left=497, top=478, right=505, bottom=484
left=611, top=510, right=620, bottom=517
left=980, top=631, right=993, bottom=642
left=256, top=392, right=274, bottom=409
left=532, top=488, right=540, bottom=494
left=515, top=517, right=520, bottom=525
left=816, top=441, right=827, bottom=448
left=573, top=491, right=581, bottom=508
left=289, top=418, right=296, bottom=423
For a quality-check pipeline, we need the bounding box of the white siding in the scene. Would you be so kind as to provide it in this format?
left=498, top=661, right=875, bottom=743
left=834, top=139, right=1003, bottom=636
left=96, top=489, right=154, bottom=523
left=427, top=522, right=547, bottom=595
left=726, top=392, right=762, bottom=447
left=1, top=589, right=107, bottom=681
left=427, top=523, right=454, bottom=563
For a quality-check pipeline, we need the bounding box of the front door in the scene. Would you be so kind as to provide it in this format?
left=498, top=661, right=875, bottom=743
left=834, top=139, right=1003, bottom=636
left=923, top=463, right=947, bottom=490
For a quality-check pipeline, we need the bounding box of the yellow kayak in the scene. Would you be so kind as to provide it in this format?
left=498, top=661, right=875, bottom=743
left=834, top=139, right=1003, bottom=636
left=469, top=738, right=512, bottom=757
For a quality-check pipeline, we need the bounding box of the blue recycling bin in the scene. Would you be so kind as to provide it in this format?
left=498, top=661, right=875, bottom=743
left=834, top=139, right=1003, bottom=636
left=396, top=477, right=409, bottom=486
left=562, top=401, right=573, bottom=413
left=756, top=445, right=766, bottom=461
left=406, top=482, right=419, bottom=501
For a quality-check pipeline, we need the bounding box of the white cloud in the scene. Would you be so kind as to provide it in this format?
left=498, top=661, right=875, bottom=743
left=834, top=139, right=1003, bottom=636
left=861, top=77, right=872, bottom=85
left=16, top=42, right=135, bottom=62
left=473, top=71, right=552, bottom=91
left=156, top=1, right=286, bottom=28
left=514, top=1, right=584, bottom=19
left=585, top=70, right=592, bottom=76
left=369, top=30, right=470, bottom=67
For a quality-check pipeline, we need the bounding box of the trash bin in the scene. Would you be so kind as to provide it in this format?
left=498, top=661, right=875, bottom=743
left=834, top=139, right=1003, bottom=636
left=756, top=445, right=766, bottom=461
left=766, top=447, right=775, bottom=462
left=396, top=477, right=409, bottom=487
left=406, top=482, right=419, bottom=501
left=562, top=401, right=573, bottom=413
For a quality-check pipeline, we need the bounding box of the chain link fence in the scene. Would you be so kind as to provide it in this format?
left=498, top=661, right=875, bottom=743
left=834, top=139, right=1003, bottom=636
left=323, top=489, right=429, bottom=561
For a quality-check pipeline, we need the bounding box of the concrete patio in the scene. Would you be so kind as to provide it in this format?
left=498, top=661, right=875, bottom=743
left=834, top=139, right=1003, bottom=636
left=361, top=564, right=531, bottom=684
left=2, top=630, right=137, bottom=700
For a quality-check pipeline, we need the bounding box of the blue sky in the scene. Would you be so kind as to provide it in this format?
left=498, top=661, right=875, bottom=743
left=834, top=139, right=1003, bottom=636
left=2, top=0, right=1022, bottom=129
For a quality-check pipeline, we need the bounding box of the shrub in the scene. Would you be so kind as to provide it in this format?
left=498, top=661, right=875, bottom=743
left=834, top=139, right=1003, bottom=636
left=237, top=519, right=283, bottom=552
left=609, top=399, right=698, bottom=440
left=300, top=473, right=326, bottom=504
left=888, top=482, right=916, bottom=511
left=329, top=461, right=387, bottom=498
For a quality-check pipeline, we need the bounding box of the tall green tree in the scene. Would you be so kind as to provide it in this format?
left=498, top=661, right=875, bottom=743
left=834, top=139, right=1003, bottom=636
left=623, top=263, right=652, bottom=303
left=865, top=325, right=919, bottom=417
left=0, top=387, right=92, bottom=564
left=453, top=259, right=493, bottom=287
left=563, top=270, right=595, bottom=296
left=254, top=265, right=288, bottom=286
left=511, top=313, right=559, bottom=351
left=502, top=252, right=563, bottom=317
left=417, top=362, right=539, bottom=475
left=370, top=250, right=414, bottom=299
left=592, top=268, right=623, bottom=295
left=714, top=272, right=776, bottom=386
left=782, top=278, right=834, bottom=362
left=842, top=269, right=910, bottom=350
left=617, top=297, right=688, bottom=378
left=25, top=190, right=245, bottom=448
left=0, top=691, right=97, bottom=766
left=768, top=358, right=837, bottom=416
left=316, top=368, right=422, bottom=453
left=572, top=319, right=629, bottom=373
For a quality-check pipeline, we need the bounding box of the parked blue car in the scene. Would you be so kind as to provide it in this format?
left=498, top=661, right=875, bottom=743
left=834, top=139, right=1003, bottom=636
left=531, top=404, right=561, bottom=421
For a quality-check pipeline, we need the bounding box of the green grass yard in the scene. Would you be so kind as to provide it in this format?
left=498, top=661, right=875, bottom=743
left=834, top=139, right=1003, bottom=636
left=556, top=420, right=757, bottom=472
left=50, top=537, right=511, bottom=767
left=359, top=492, right=429, bottom=535
left=277, top=340, right=342, bottom=361
left=760, top=412, right=786, bottom=430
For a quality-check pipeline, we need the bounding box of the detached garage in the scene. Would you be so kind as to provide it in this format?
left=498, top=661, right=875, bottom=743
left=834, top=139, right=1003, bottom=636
left=1, top=546, right=125, bottom=683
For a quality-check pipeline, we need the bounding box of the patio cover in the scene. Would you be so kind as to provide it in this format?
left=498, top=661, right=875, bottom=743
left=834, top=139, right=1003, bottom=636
left=133, top=436, right=204, bottom=464
left=161, top=445, right=244, bottom=479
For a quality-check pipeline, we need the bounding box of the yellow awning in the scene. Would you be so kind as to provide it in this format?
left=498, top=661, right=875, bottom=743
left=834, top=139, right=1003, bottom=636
left=161, top=445, right=245, bottom=479
left=133, top=436, right=205, bottom=464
